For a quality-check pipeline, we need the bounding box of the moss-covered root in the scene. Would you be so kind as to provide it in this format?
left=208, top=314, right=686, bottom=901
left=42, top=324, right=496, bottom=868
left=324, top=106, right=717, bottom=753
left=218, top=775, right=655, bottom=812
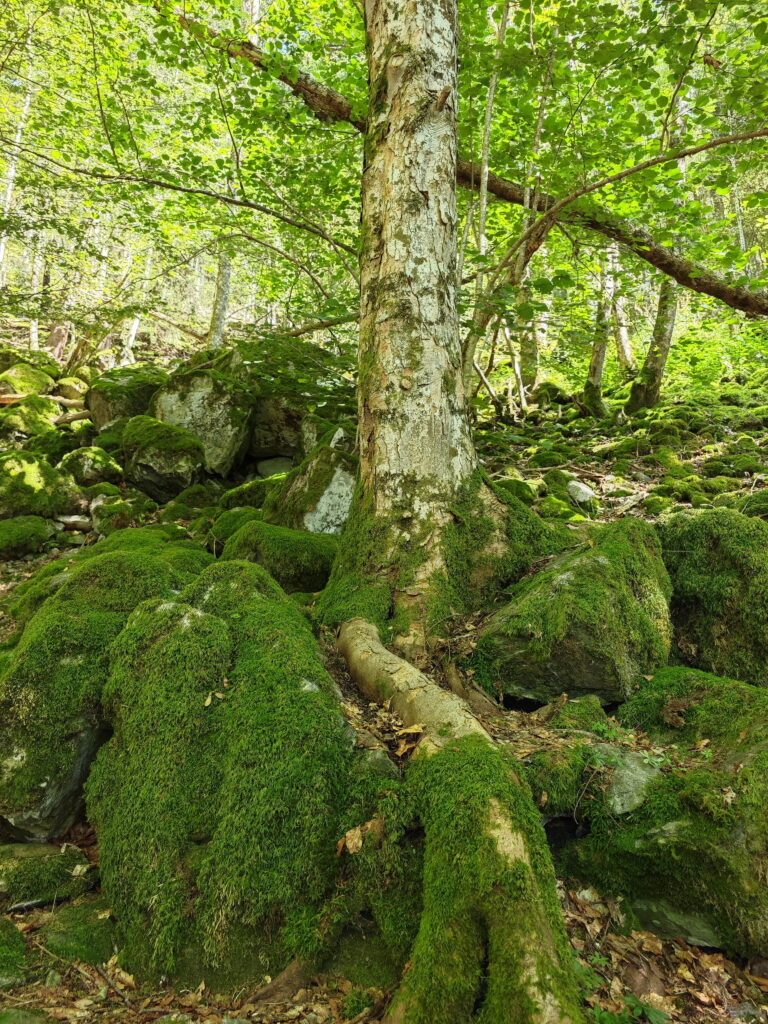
left=338, top=619, right=582, bottom=1024
left=387, top=741, right=582, bottom=1024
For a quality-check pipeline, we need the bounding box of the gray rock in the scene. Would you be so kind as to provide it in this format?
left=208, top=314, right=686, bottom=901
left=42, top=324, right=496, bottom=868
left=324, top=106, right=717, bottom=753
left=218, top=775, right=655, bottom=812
left=250, top=397, right=304, bottom=459
left=600, top=748, right=661, bottom=815
left=150, top=371, right=251, bottom=477
left=264, top=445, right=356, bottom=536
left=631, top=898, right=725, bottom=949
left=567, top=479, right=598, bottom=505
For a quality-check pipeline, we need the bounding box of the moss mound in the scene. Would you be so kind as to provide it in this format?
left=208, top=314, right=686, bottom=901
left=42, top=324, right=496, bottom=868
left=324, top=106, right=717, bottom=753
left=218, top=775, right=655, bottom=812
left=0, top=845, right=91, bottom=907
left=221, top=520, right=338, bottom=593
left=0, top=396, right=61, bottom=442
left=0, top=915, right=24, bottom=988
left=220, top=475, right=281, bottom=510
left=660, top=508, right=768, bottom=683
left=473, top=518, right=672, bottom=704
left=86, top=365, right=168, bottom=431
left=0, top=516, right=54, bottom=560
left=0, top=452, right=81, bottom=520
left=0, top=363, right=55, bottom=398
left=57, top=446, right=122, bottom=486
left=87, top=561, right=367, bottom=982
left=39, top=897, right=114, bottom=965
left=122, top=415, right=204, bottom=502
left=206, top=506, right=263, bottom=552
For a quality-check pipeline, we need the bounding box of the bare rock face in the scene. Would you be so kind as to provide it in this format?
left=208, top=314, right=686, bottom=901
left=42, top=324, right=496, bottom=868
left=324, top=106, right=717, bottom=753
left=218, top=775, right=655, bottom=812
left=150, top=370, right=252, bottom=477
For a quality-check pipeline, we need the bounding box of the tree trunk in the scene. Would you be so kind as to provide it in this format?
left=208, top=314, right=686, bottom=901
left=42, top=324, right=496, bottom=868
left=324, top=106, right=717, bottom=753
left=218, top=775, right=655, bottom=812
left=328, top=3, right=584, bottom=1021
left=607, top=245, right=634, bottom=378
left=582, top=298, right=610, bottom=418
left=624, top=277, right=679, bottom=414
left=0, top=81, right=34, bottom=282
left=208, top=246, right=232, bottom=348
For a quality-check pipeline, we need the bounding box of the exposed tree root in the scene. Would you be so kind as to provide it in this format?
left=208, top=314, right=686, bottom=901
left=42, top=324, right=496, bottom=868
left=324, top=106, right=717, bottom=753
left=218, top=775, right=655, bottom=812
left=338, top=617, right=583, bottom=1024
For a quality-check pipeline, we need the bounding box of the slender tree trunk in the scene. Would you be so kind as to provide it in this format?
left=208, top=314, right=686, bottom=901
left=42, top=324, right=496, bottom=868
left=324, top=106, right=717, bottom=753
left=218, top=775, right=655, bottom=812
left=122, top=248, right=154, bottom=364
left=28, top=242, right=43, bottom=349
left=625, top=277, right=679, bottom=414
left=582, top=297, right=610, bottom=418
left=607, top=244, right=634, bottom=378
left=0, top=81, right=34, bottom=282
left=208, top=246, right=232, bottom=348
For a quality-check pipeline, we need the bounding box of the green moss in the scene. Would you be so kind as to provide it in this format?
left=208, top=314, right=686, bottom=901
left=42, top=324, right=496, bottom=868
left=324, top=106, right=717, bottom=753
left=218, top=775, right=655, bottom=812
left=472, top=518, right=672, bottom=704
left=40, top=897, right=115, bottom=965
left=87, top=561, right=368, bottom=981
left=642, top=494, right=673, bottom=516
left=221, top=520, right=338, bottom=593
left=0, top=452, right=81, bottom=520
left=22, top=428, right=79, bottom=463
left=83, top=482, right=121, bottom=499
left=523, top=743, right=594, bottom=816
left=122, top=415, right=203, bottom=459
left=549, top=695, right=609, bottom=732
left=0, top=396, right=61, bottom=441
left=0, top=516, right=53, bottom=559
left=0, top=916, right=24, bottom=986
left=0, top=363, right=55, bottom=397
left=94, top=418, right=129, bottom=452
left=0, top=845, right=91, bottom=906
left=207, top=507, right=263, bottom=552
left=220, top=476, right=278, bottom=510
left=57, top=446, right=122, bottom=486
left=660, top=508, right=768, bottom=683
left=738, top=491, right=768, bottom=518
left=262, top=445, right=356, bottom=532
left=175, top=482, right=222, bottom=509
left=86, top=365, right=168, bottom=429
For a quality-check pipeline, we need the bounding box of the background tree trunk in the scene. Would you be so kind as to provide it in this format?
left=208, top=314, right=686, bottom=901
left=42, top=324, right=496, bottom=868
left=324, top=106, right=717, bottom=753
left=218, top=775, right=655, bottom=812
left=208, top=246, right=232, bottom=349
left=625, top=277, right=679, bottom=414
left=582, top=298, right=610, bottom=417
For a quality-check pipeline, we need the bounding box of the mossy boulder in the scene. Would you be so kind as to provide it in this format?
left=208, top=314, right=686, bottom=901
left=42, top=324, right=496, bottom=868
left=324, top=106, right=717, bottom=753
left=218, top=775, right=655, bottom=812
left=738, top=491, right=768, bottom=519
left=0, top=396, right=60, bottom=444
left=0, top=347, right=59, bottom=379
left=0, top=844, right=91, bottom=907
left=150, top=370, right=252, bottom=476
left=548, top=695, right=609, bottom=732
left=22, top=428, right=79, bottom=464
left=86, top=365, right=168, bottom=431
left=122, top=415, right=203, bottom=502
left=0, top=517, right=55, bottom=559
left=249, top=396, right=304, bottom=459
left=86, top=560, right=366, bottom=985
left=39, top=897, right=114, bottom=964
left=0, top=541, right=194, bottom=839
left=221, top=520, right=338, bottom=592
left=473, top=518, right=672, bottom=704
left=0, top=915, right=24, bottom=988
left=206, top=507, right=263, bottom=552
left=660, top=508, right=768, bottom=683
left=0, top=452, right=81, bottom=520
left=54, top=376, right=88, bottom=401
left=0, top=364, right=55, bottom=398
left=554, top=666, right=768, bottom=957
left=263, top=445, right=356, bottom=535
left=56, top=446, right=122, bottom=486
left=220, top=476, right=279, bottom=511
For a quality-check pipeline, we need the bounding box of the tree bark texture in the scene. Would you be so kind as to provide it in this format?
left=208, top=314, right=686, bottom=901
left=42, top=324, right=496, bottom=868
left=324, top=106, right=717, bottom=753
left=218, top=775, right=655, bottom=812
left=625, top=277, right=679, bottom=414
left=582, top=299, right=610, bottom=418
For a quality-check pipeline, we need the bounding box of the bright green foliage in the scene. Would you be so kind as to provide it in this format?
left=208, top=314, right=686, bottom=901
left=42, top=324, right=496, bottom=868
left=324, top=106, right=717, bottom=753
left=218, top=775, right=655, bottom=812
left=0, top=516, right=53, bottom=559
left=660, top=508, right=768, bottom=683
left=473, top=519, right=672, bottom=704
left=0, top=396, right=61, bottom=441
left=0, top=452, right=81, bottom=520
left=0, top=363, right=55, bottom=397
left=221, top=520, right=338, bottom=593
left=56, top=446, right=122, bottom=486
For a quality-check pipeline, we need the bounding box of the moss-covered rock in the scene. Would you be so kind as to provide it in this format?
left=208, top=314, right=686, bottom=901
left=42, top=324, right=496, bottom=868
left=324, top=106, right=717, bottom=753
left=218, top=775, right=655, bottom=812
left=206, top=507, right=263, bottom=552
left=54, top=377, right=88, bottom=401
left=86, top=561, right=366, bottom=984
left=472, top=519, right=672, bottom=704
left=220, top=476, right=279, bottom=511
left=0, top=364, right=55, bottom=398
left=0, top=396, right=61, bottom=444
left=150, top=370, right=252, bottom=476
left=86, top=365, right=168, bottom=431
left=0, top=452, right=81, bottom=520
left=263, top=445, right=356, bottom=535
left=122, top=415, right=203, bottom=502
left=39, top=897, right=114, bottom=964
left=548, top=695, right=609, bottom=732
left=56, top=446, right=122, bottom=486
left=0, top=844, right=91, bottom=907
left=221, top=520, right=338, bottom=593
left=0, top=516, right=55, bottom=559
left=22, top=428, right=78, bottom=464
left=660, top=508, right=768, bottom=683
left=738, top=491, right=768, bottom=519
left=0, top=915, right=25, bottom=988
left=249, top=396, right=304, bottom=459
left=0, top=540, right=195, bottom=839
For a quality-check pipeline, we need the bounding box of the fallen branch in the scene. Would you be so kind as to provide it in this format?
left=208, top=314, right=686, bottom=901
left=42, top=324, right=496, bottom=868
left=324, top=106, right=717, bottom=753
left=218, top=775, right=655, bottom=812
left=54, top=409, right=92, bottom=425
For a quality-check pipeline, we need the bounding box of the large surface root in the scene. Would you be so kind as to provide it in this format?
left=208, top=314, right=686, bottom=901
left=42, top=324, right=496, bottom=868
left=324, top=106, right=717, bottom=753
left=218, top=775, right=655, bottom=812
left=338, top=617, right=583, bottom=1024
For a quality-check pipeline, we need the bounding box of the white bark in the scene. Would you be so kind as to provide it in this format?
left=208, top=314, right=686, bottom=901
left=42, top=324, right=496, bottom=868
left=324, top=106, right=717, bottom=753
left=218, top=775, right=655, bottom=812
left=0, top=82, right=34, bottom=280
left=207, top=247, right=232, bottom=349
left=359, top=0, right=475, bottom=524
